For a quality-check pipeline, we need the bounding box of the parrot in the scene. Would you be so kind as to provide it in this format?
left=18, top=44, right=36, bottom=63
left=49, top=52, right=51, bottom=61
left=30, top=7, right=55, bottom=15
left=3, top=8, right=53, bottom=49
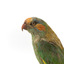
left=22, top=17, right=64, bottom=64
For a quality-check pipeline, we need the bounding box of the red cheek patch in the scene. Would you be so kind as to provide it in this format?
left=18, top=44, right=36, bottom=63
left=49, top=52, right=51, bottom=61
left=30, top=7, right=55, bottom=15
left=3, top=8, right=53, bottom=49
left=35, top=24, right=45, bottom=31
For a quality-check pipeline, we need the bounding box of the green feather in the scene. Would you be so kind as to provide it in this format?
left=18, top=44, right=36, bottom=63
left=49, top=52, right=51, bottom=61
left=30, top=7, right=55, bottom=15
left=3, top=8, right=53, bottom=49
left=22, top=17, right=64, bottom=64
left=32, top=40, right=64, bottom=64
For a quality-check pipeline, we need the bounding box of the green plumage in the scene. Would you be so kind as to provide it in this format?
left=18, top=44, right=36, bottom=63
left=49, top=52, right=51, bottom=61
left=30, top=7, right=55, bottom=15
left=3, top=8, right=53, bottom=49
left=22, top=17, right=64, bottom=64
left=32, top=39, right=64, bottom=64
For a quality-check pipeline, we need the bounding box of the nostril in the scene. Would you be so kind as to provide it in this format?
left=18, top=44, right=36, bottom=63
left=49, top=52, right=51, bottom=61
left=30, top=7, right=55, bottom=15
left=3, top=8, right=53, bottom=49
left=24, top=21, right=26, bottom=24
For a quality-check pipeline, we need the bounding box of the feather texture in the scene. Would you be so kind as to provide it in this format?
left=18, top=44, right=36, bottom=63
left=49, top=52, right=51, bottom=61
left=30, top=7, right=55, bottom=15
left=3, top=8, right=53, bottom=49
left=32, top=39, right=64, bottom=64
left=22, top=17, right=64, bottom=64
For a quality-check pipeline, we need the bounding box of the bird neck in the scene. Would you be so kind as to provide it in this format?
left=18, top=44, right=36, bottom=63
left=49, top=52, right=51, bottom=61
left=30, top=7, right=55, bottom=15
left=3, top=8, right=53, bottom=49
left=32, top=32, right=46, bottom=44
left=32, top=25, right=63, bottom=49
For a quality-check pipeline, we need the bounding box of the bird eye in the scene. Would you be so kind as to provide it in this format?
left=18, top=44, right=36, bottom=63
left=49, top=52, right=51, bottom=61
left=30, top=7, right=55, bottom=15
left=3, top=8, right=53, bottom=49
left=32, top=22, right=36, bottom=26
left=30, top=21, right=38, bottom=26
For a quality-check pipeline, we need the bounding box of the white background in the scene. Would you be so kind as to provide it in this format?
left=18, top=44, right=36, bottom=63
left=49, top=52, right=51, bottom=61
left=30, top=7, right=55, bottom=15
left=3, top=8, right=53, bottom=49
left=0, top=0, right=64, bottom=64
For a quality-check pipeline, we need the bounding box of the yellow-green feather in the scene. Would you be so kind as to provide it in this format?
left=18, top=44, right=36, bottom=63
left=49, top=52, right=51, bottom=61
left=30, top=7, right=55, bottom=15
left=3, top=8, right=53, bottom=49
left=24, top=17, right=64, bottom=64
left=32, top=39, right=64, bottom=64
left=44, top=25, right=63, bottom=49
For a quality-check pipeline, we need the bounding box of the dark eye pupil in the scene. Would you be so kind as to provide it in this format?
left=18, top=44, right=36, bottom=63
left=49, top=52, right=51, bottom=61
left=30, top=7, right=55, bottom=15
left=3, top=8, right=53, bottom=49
left=33, top=22, right=35, bottom=24
left=30, top=21, right=38, bottom=25
left=34, top=21, right=38, bottom=24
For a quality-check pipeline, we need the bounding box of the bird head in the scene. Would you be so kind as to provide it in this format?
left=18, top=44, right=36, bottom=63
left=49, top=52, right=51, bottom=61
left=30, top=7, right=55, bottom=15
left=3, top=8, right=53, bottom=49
left=22, top=17, right=63, bottom=49
left=22, top=17, right=48, bottom=37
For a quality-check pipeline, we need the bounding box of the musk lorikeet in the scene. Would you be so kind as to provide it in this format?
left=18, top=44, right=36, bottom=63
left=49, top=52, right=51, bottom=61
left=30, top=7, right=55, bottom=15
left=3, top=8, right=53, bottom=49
left=22, top=17, right=64, bottom=64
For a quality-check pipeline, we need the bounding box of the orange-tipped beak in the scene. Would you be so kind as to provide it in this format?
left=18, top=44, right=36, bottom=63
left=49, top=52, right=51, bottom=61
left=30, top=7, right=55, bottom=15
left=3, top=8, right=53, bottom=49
left=22, top=24, right=27, bottom=31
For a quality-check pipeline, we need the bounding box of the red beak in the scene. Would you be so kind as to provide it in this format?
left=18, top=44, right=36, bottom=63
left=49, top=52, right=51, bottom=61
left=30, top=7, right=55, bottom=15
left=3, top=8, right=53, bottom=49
left=22, top=24, right=27, bottom=31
